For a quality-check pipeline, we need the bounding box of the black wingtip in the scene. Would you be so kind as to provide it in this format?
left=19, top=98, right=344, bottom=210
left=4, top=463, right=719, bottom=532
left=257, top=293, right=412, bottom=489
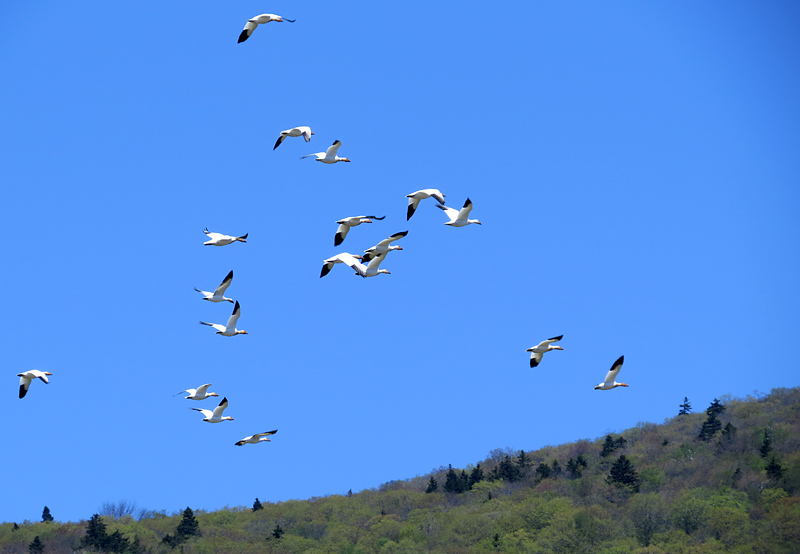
left=273, top=137, right=283, bottom=150
left=19, top=385, right=26, bottom=399
left=240, top=233, right=248, bottom=239
left=613, top=355, right=624, bottom=367
left=238, top=30, right=249, bottom=43
left=320, top=265, right=331, bottom=278
left=407, top=205, right=414, bottom=220
left=464, top=198, right=472, bottom=208
left=548, top=335, right=563, bottom=341
left=334, top=234, right=344, bottom=246
left=530, top=359, right=539, bottom=368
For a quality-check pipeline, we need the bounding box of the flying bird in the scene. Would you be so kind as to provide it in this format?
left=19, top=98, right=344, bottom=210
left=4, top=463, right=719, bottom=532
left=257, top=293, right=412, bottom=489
left=337, top=252, right=391, bottom=278
left=174, top=383, right=219, bottom=401
left=199, top=301, right=248, bottom=336
left=320, top=253, right=363, bottom=278
left=238, top=14, right=296, bottom=43
left=334, top=215, right=385, bottom=246
left=203, top=228, right=247, bottom=246
left=274, top=126, right=313, bottom=150
left=301, top=140, right=351, bottom=164
left=192, top=397, right=234, bottom=422
left=594, top=356, right=628, bottom=390
left=437, top=198, right=482, bottom=227
left=526, top=335, right=564, bottom=368
left=362, top=231, right=408, bottom=263
left=235, top=430, right=278, bottom=446
left=406, top=189, right=446, bottom=220
left=195, top=271, right=234, bottom=303
left=17, top=370, right=52, bottom=399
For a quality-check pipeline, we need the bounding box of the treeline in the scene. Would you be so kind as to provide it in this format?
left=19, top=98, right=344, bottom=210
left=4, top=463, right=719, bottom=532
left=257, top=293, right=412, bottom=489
left=1, top=387, right=799, bottom=554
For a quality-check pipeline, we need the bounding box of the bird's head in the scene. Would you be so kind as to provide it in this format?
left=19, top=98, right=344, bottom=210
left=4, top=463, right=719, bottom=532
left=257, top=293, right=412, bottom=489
left=363, top=219, right=373, bottom=224
left=224, top=416, right=235, bottom=421
left=616, top=383, right=629, bottom=388
left=236, top=237, right=247, bottom=243
left=341, top=157, right=351, bottom=162
left=473, top=220, right=483, bottom=225
left=209, top=392, right=219, bottom=397
left=391, top=246, right=403, bottom=251
left=237, top=330, right=248, bottom=335
left=552, top=346, right=564, bottom=351
left=379, top=270, right=391, bottom=275
left=44, top=372, right=53, bottom=376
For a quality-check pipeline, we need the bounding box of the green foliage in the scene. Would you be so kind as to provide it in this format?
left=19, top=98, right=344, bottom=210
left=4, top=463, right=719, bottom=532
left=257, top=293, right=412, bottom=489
left=534, top=462, right=552, bottom=481
left=28, top=536, right=44, bottom=554
left=601, top=435, right=616, bottom=457
left=40, top=507, right=53, bottom=523
left=698, top=398, right=726, bottom=442
left=607, top=455, right=640, bottom=492
left=679, top=397, right=692, bottom=415
left=567, top=455, right=587, bottom=478
left=252, top=498, right=264, bottom=512
left=766, top=456, right=784, bottom=481
left=424, top=476, right=438, bottom=493
left=760, top=428, right=774, bottom=458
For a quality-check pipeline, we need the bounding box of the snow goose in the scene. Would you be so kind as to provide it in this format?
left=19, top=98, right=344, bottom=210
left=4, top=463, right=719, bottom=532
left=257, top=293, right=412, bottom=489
left=301, top=140, right=351, bottom=164
left=339, top=252, right=391, bottom=278
left=17, top=370, right=52, bottom=399
left=195, top=271, right=234, bottom=303
left=203, top=228, right=248, bottom=246
left=274, top=126, right=313, bottom=150
left=238, top=14, right=296, bottom=43
left=199, top=301, right=248, bottom=336
left=526, top=335, right=564, bottom=368
left=362, top=231, right=408, bottom=263
left=594, top=356, right=628, bottom=390
left=175, top=383, right=219, bottom=401
left=321, top=253, right=363, bottom=278
left=192, top=397, right=234, bottom=422
left=406, top=189, right=446, bottom=220
left=334, top=215, right=385, bottom=246
left=438, top=198, right=482, bottom=226
left=235, top=429, right=278, bottom=446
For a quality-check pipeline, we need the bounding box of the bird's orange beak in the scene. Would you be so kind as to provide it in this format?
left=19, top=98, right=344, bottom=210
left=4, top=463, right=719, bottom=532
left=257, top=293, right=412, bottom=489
left=619, top=383, right=629, bottom=387
left=555, top=346, right=564, bottom=350
left=210, top=393, right=219, bottom=397
left=343, top=158, right=351, bottom=162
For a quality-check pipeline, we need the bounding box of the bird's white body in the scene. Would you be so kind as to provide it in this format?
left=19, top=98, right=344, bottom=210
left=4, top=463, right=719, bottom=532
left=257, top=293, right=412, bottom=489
left=362, top=231, right=408, bottom=263
left=177, top=383, right=219, bottom=401
left=17, top=370, right=52, bottom=399
left=406, top=189, right=446, bottom=220
left=274, top=126, right=313, bottom=150
left=526, top=335, right=564, bottom=368
left=195, top=270, right=234, bottom=303
left=200, top=301, right=247, bottom=336
left=320, top=253, right=363, bottom=278
left=302, top=140, right=351, bottom=164
left=192, top=397, right=234, bottom=423
left=594, top=356, right=628, bottom=390
left=203, top=228, right=248, bottom=246
left=438, top=198, right=482, bottom=227
left=238, top=14, right=296, bottom=43
left=336, top=252, right=391, bottom=278
left=334, top=215, right=385, bottom=246
left=235, top=429, right=278, bottom=446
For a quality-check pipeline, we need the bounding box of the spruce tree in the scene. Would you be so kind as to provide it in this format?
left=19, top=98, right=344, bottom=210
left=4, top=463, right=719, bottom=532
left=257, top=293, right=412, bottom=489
left=551, top=459, right=562, bottom=476
left=29, top=536, right=45, bottom=554
left=607, top=455, right=640, bottom=492
left=271, top=524, right=285, bottom=540
left=12, top=523, right=19, bottom=531
left=698, top=399, right=725, bottom=441
left=600, top=435, right=616, bottom=457
left=459, top=470, right=471, bottom=491
left=516, top=451, right=531, bottom=476
left=567, top=455, right=587, bottom=478
left=425, top=476, right=438, bottom=493
left=717, top=422, right=737, bottom=451
left=105, top=530, right=130, bottom=554
left=534, top=462, right=552, bottom=481
left=760, top=429, right=773, bottom=458
left=443, top=465, right=463, bottom=493
left=175, top=507, right=200, bottom=539
left=678, top=397, right=692, bottom=415
left=82, top=514, right=109, bottom=551
left=766, top=456, right=784, bottom=481
left=41, top=506, right=54, bottom=523
left=252, top=498, right=264, bottom=512
left=469, top=464, right=484, bottom=488
left=614, top=436, right=627, bottom=449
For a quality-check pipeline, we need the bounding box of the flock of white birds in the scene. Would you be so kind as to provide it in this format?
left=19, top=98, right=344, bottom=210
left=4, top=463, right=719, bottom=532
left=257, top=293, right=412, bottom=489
left=14, top=10, right=631, bottom=452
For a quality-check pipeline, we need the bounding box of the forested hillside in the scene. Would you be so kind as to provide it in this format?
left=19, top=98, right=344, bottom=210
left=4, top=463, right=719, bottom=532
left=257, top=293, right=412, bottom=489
left=3, top=388, right=799, bottom=554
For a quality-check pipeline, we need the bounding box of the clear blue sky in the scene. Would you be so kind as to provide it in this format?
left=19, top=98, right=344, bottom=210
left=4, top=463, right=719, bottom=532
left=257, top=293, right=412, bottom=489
left=1, top=1, right=798, bottom=523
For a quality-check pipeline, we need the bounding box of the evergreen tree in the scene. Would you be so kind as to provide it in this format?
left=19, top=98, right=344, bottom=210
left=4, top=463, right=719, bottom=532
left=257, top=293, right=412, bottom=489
left=469, top=464, right=484, bottom=488
left=443, top=465, right=463, bottom=493
left=717, top=422, right=737, bottom=451
left=707, top=398, right=725, bottom=418
left=766, top=456, right=784, bottom=481
left=252, top=498, right=264, bottom=512
left=678, top=397, right=692, bottom=415
left=29, top=536, right=44, bottom=554
left=567, top=455, right=588, bottom=478
left=271, top=524, right=285, bottom=540
left=607, top=455, right=640, bottom=492
left=424, top=476, right=438, bottom=493
left=600, top=435, right=616, bottom=457
left=698, top=399, right=725, bottom=441
left=760, top=428, right=773, bottom=458
left=12, top=523, right=19, bottom=531
left=81, top=514, right=109, bottom=551
left=459, top=470, right=471, bottom=491
left=614, top=436, right=627, bottom=449
left=551, top=459, right=562, bottom=476
left=495, top=456, right=520, bottom=482
left=534, top=462, right=552, bottom=481
left=175, top=507, right=200, bottom=539
left=516, top=451, right=531, bottom=476
left=41, top=506, right=53, bottom=523
left=105, top=531, right=130, bottom=554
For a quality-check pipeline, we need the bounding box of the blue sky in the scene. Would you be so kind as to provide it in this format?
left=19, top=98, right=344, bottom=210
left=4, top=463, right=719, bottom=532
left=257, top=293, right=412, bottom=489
left=1, top=1, right=798, bottom=523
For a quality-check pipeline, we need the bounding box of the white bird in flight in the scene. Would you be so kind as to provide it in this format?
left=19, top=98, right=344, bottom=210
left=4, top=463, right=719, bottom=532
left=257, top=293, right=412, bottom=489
left=195, top=271, right=234, bottom=303
left=334, top=215, right=385, bottom=246
left=175, top=383, right=219, bottom=401
left=526, top=335, right=564, bottom=368
left=437, top=198, right=482, bottom=227
left=301, top=140, right=351, bottom=164
left=199, top=301, right=248, bottom=336
left=274, top=126, right=313, bottom=150
left=238, top=14, right=296, bottom=44
left=17, top=370, right=52, bottom=399
left=406, top=189, right=446, bottom=220
left=192, top=397, right=234, bottom=422
left=594, top=356, right=629, bottom=390
left=203, top=228, right=248, bottom=246
left=362, top=231, right=408, bottom=263
left=235, top=430, right=278, bottom=446
left=320, top=253, right=363, bottom=278
left=337, top=252, right=391, bottom=278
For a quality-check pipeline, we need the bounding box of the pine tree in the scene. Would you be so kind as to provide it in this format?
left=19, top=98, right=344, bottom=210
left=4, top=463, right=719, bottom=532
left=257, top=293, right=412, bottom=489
left=601, top=435, right=616, bottom=457
left=425, top=476, right=438, bottom=493
left=459, top=470, right=471, bottom=491
left=698, top=399, right=725, bottom=441
left=495, top=456, right=520, bottom=482
left=607, top=455, right=640, bottom=492
left=105, top=530, right=130, bottom=553
left=175, top=507, right=200, bottom=539
left=760, top=428, right=773, bottom=458
left=707, top=398, right=725, bottom=418
left=551, top=459, right=562, bottom=476
left=41, top=506, right=53, bottom=523
left=614, top=436, right=627, bottom=449
left=29, top=536, right=44, bottom=554
left=678, top=397, right=692, bottom=415
left=443, top=465, right=463, bottom=493
left=516, top=451, right=531, bottom=476
left=469, top=464, right=484, bottom=488
left=271, top=524, right=285, bottom=540
left=81, top=514, right=109, bottom=551
left=252, top=498, right=264, bottom=512
left=567, top=455, right=587, bottom=478
left=766, top=456, right=784, bottom=481
left=534, top=462, right=552, bottom=481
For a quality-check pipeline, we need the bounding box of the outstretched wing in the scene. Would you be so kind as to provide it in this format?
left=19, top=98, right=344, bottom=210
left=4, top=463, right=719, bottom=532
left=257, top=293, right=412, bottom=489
left=199, top=321, right=227, bottom=333
left=377, top=230, right=408, bottom=247
left=191, top=408, right=213, bottom=418
left=238, top=20, right=258, bottom=43
left=326, top=140, right=342, bottom=157
left=214, top=271, right=234, bottom=296
left=456, top=198, right=474, bottom=220
left=226, top=301, right=242, bottom=331
left=273, top=134, right=286, bottom=150
left=212, top=397, right=229, bottom=418
left=334, top=223, right=350, bottom=246
left=603, top=356, right=625, bottom=385
left=437, top=204, right=459, bottom=223
left=530, top=352, right=543, bottom=368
